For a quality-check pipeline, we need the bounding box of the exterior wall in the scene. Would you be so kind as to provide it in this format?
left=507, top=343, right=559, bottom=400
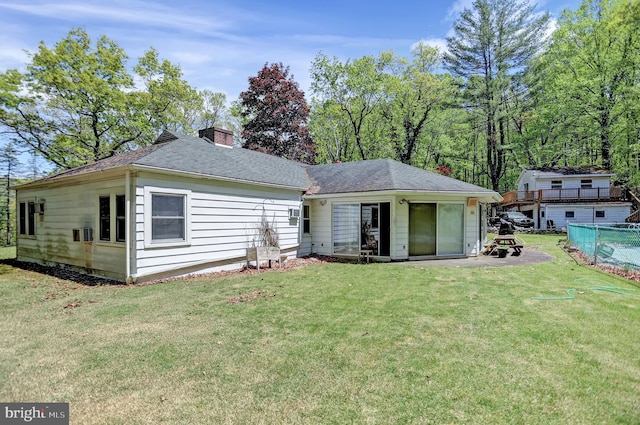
left=518, top=170, right=611, bottom=191
left=16, top=177, right=127, bottom=280
left=132, top=172, right=303, bottom=281
left=517, top=172, right=537, bottom=191
left=309, top=193, right=484, bottom=260
left=542, top=203, right=631, bottom=229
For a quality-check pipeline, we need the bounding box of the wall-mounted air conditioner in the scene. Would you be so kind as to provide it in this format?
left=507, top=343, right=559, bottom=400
left=83, top=228, right=94, bottom=242
left=288, top=208, right=300, bottom=219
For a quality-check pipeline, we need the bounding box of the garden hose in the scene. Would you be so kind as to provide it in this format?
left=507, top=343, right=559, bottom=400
left=531, top=277, right=640, bottom=301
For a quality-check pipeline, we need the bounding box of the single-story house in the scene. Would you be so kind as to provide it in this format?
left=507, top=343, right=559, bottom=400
left=14, top=128, right=501, bottom=282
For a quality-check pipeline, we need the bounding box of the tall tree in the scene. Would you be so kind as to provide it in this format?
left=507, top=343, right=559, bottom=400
left=536, top=0, right=640, bottom=179
left=444, top=0, right=550, bottom=191
left=0, top=28, right=200, bottom=170
left=378, top=45, right=458, bottom=165
left=310, top=54, right=391, bottom=162
left=0, top=142, right=20, bottom=245
left=239, top=63, right=316, bottom=164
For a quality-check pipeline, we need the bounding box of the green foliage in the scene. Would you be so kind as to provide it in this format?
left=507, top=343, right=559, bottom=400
left=310, top=53, right=391, bottom=162
left=310, top=48, right=459, bottom=169
left=529, top=0, right=640, bottom=184
left=0, top=28, right=227, bottom=170
left=444, top=0, right=551, bottom=191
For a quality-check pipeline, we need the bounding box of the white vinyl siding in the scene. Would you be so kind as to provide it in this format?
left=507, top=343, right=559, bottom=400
left=133, top=174, right=302, bottom=280
left=543, top=204, right=631, bottom=229
left=16, top=179, right=128, bottom=281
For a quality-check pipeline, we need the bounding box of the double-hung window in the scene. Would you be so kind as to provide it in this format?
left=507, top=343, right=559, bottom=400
left=144, top=187, right=191, bottom=247
left=302, top=205, right=311, bottom=234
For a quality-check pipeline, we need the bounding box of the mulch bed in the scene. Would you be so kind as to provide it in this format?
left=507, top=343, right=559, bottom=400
left=0, top=255, right=350, bottom=287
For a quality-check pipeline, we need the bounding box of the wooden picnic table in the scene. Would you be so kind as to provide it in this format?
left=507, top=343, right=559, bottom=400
left=482, top=235, right=523, bottom=257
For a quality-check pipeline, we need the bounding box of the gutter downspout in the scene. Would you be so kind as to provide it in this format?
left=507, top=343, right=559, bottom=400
left=125, top=170, right=132, bottom=283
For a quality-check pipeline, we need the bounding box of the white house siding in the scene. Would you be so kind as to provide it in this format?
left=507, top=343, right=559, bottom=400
left=518, top=170, right=612, bottom=192
left=16, top=177, right=127, bottom=280
left=543, top=203, right=631, bottom=229
left=308, top=193, right=482, bottom=260
left=131, top=173, right=303, bottom=281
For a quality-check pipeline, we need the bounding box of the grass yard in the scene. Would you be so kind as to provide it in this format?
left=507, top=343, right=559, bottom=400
left=1, top=234, right=639, bottom=424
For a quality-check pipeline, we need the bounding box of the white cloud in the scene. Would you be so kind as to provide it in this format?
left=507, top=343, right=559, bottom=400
left=412, top=38, right=449, bottom=54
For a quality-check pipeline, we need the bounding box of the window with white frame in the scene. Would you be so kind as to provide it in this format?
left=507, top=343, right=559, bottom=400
left=18, top=201, right=36, bottom=236
left=551, top=180, right=562, bottom=189
left=595, top=210, right=605, bottom=218
left=565, top=211, right=575, bottom=218
left=581, top=179, right=592, bottom=189
left=144, top=187, right=191, bottom=246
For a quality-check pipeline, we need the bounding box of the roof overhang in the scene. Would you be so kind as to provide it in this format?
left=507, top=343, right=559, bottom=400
left=13, top=164, right=308, bottom=194
left=304, top=189, right=502, bottom=203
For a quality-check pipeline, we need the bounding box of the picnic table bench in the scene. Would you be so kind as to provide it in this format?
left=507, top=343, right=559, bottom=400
left=482, top=235, right=523, bottom=257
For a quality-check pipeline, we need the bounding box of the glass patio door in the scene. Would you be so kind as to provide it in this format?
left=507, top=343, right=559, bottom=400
left=437, top=204, right=464, bottom=255
left=409, top=203, right=436, bottom=256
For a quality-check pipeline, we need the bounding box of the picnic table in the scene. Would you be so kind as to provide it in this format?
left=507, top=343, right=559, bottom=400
left=482, top=235, right=523, bottom=257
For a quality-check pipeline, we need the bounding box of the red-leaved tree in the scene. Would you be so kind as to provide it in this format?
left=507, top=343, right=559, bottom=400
left=239, top=63, right=316, bottom=164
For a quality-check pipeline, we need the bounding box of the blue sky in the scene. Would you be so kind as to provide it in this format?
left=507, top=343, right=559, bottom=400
left=0, top=0, right=583, bottom=101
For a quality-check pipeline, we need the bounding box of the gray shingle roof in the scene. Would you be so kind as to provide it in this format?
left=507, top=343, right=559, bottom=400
left=135, top=133, right=310, bottom=190
left=305, top=159, right=496, bottom=195
left=16, top=132, right=498, bottom=199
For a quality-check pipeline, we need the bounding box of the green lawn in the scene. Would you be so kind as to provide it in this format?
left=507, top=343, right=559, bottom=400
left=1, top=234, right=639, bottom=424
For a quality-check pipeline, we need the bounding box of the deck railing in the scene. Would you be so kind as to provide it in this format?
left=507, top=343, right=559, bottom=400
left=500, top=187, right=627, bottom=205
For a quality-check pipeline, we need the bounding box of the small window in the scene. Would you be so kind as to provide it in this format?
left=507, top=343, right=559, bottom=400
left=19, top=202, right=26, bottom=235
left=595, top=210, right=605, bottom=218
left=551, top=180, right=562, bottom=189
left=371, top=206, right=379, bottom=229
left=99, top=196, right=110, bottom=241
left=303, top=205, right=311, bottom=234
left=73, top=229, right=81, bottom=242
left=116, top=195, right=126, bottom=242
left=581, top=179, right=592, bottom=189
left=18, top=201, right=36, bottom=236
left=565, top=211, right=575, bottom=218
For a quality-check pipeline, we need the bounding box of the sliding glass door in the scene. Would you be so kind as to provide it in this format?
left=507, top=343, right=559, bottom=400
left=409, top=203, right=436, bottom=256
left=409, top=203, right=465, bottom=256
left=437, top=203, right=464, bottom=255
left=333, top=204, right=360, bottom=255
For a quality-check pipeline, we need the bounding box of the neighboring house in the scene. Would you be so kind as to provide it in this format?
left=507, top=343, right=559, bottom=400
left=498, top=167, right=631, bottom=229
left=14, top=128, right=501, bottom=282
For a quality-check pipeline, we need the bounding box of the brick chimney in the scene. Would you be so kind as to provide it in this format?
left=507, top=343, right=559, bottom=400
left=198, top=127, right=234, bottom=147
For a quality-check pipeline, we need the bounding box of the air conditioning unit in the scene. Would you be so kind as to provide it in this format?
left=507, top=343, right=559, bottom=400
left=288, top=208, right=300, bottom=219
left=83, top=228, right=94, bottom=242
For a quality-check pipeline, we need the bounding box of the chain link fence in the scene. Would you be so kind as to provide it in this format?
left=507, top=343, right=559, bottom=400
left=568, top=223, right=640, bottom=271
